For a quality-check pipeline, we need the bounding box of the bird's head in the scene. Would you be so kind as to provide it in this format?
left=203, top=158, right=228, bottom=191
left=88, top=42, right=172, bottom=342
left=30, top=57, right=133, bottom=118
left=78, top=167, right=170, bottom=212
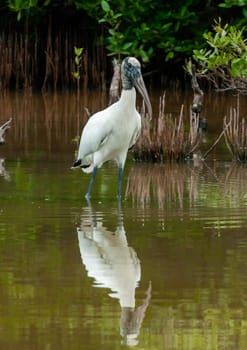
left=121, top=57, right=152, bottom=118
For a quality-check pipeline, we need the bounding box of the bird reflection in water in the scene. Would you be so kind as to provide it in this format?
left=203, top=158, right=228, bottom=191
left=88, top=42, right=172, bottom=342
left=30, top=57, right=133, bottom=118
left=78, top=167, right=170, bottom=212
left=77, top=201, right=151, bottom=346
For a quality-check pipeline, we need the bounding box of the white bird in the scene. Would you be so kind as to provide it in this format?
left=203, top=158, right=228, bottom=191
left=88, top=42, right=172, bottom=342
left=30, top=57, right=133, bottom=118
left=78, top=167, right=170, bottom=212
left=77, top=210, right=141, bottom=309
left=72, top=57, right=152, bottom=199
left=77, top=203, right=152, bottom=345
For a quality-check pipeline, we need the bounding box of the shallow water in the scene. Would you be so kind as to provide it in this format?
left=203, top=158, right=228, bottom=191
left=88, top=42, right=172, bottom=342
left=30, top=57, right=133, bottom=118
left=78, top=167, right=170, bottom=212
left=0, top=91, right=247, bottom=349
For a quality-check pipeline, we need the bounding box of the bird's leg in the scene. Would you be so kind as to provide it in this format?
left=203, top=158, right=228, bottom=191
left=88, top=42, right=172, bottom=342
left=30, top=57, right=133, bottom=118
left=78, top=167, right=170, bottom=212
left=117, top=165, right=123, bottom=199
left=85, top=166, right=97, bottom=199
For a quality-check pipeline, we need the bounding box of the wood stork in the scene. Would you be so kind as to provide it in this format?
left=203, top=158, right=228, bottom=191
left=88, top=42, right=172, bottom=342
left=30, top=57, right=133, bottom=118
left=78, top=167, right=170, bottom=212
left=72, top=57, right=152, bottom=199
left=77, top=202, right=152, bottom=345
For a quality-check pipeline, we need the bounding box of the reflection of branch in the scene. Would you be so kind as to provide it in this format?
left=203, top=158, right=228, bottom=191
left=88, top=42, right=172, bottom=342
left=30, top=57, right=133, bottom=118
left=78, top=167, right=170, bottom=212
left=222, top=163, right=247, bottom=205
left=126, top=163, right=202, bottom=208
left=127, top=161, right=247, bottom=211
left=121, top=281, right=152, bottom=346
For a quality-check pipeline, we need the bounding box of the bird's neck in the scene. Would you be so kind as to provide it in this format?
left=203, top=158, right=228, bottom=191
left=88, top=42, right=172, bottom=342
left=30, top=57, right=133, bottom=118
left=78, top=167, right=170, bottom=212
left=119, top=88, right=136, bottom=110
left=122, top=75, right=134, bottom=90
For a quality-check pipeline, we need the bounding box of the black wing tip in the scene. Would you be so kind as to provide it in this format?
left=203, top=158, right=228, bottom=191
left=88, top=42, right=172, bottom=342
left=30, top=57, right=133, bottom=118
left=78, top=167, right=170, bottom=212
left=72, top=159, right=82, bottom=168
left=71, top=159, right=92, bottom=170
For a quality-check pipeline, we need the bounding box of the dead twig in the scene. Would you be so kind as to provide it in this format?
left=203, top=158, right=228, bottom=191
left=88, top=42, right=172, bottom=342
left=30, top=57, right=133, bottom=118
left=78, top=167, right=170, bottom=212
left=109, top=59, right=121, bottom=105
left=0, top=117, right=12, bottom=144
left=203, top=119, right=232, bottom=159
left=191, top=64, right=204, bottom=115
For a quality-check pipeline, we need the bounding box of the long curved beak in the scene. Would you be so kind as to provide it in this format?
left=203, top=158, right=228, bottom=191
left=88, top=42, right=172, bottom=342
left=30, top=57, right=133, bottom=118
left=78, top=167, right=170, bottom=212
left=134, top=76, right=152, bottom=119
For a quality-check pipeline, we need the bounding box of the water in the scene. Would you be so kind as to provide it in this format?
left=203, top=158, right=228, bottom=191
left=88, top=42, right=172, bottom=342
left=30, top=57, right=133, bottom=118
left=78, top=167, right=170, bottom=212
left=0, top=91, right=247, bottom=349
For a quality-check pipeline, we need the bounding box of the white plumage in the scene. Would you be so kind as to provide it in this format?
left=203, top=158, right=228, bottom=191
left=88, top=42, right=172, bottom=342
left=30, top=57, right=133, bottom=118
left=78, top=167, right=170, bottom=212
left=77, top=213, right=141, bottom=308
left=77, top=204, right=152, bottom=346
left=72, top=57, right=152, bottom=199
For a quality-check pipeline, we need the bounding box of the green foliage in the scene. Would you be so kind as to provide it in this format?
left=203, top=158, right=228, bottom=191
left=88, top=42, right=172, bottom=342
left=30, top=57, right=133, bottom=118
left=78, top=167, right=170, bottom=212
left=70, top=0, right=214, bottom=63
left=85, top=0, right=155, bottom=61
left=4, top=0, right=247, bottom=72
left=100, top=0, right=203, bottom=62
left=72, top=46, right=83, bottom=80
left=7, top=0, right=50, bottom=20
left=219, top=0, right=247, bottom=27
left=99, top=0, right=122, bottom=27
left=192, top=19, right=247, bottom=79
left=219, top=0, right=247, bottom=7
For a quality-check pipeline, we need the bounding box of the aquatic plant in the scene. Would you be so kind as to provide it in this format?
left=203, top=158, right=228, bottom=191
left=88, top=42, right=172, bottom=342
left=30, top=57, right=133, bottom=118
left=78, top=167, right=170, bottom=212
left=72, top=46, right=84, bottom=95
left=133, top=93, right=202, bottom=162
left=224, top=106, right=247, bottom=161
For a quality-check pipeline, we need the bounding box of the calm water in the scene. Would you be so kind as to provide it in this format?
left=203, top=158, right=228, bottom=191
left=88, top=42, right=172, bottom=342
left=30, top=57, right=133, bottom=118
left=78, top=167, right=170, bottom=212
left=0, top=91, right=247, bottom=349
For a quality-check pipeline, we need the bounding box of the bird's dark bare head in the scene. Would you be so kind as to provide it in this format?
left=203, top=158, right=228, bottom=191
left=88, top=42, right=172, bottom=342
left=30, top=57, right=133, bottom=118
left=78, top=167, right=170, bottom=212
left=121, top=57, right=152, bottom=118
left=121, top=57, right=141, bottom=89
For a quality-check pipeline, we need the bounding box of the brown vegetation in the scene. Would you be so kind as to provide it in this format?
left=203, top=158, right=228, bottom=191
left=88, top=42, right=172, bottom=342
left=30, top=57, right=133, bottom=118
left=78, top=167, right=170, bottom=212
left=224, top=106, right=247, bottom=162
left=133, top=93, right=202, bottom=162
left=125, top=162, right=202, bottom=208
left=0, top=20, right=107, bottom=91
left=125, top=161, right=247, bottom=208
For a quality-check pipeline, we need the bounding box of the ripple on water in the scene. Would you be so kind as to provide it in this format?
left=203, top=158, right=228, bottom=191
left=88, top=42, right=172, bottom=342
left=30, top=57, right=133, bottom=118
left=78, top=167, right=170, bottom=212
left=190, top=207, right=247, bottom=230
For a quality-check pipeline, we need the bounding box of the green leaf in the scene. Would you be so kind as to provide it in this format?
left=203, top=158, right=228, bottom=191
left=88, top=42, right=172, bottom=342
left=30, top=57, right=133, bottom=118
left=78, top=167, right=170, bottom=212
left=75, top=56, right=80, bottom=65
left=72, top=72, right=80, bottom=80
left=101, top=0, right=110, bottom=12
left=17, top=10, right=22, bottom=21
left=122, top=42, right=132, bottom=50
left=98, top=18, right=106, bottom=23
left=165, top=51, right=174, bottom=61
left=74, top=47, right=83, bottom=57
